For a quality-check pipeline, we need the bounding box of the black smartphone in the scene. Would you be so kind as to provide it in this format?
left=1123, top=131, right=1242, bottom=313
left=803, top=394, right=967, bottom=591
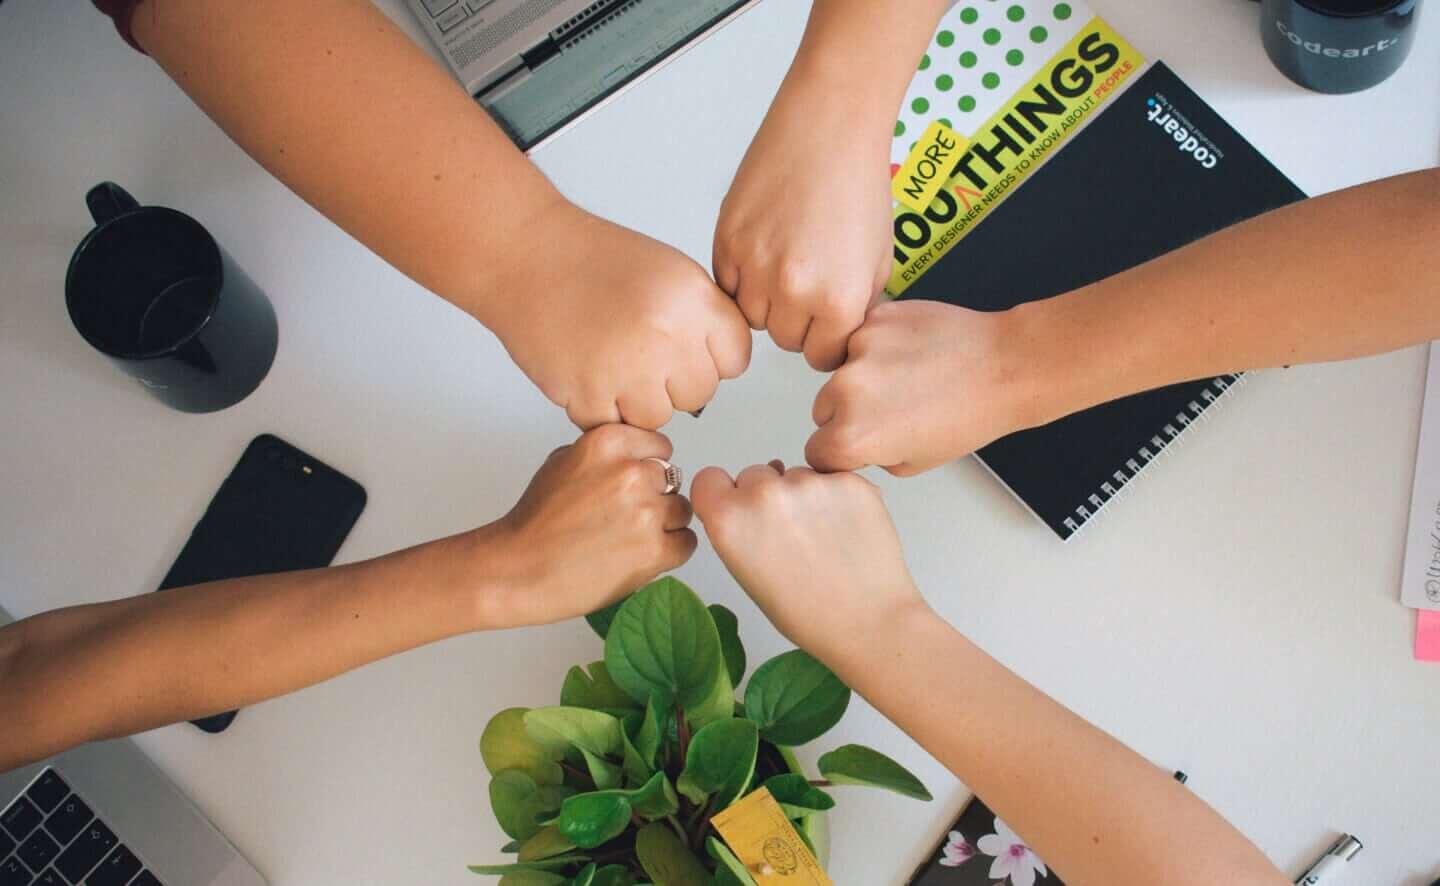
left=156, top=433, right=367, bottom=733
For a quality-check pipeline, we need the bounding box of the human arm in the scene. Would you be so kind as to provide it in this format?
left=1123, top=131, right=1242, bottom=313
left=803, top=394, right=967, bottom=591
left=691, top=463, right=1287, bottom=886
left=807, top=167, right=1440, bottom=474
left=125, top=0, right=750, bottom=428
left=713, top=0, right=948, bottom=370
left=0, top=426, right=695, bottom=771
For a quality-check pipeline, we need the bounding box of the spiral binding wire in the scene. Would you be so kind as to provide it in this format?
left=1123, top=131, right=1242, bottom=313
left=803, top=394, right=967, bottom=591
left=1059, top=372, right=1248, bottom=539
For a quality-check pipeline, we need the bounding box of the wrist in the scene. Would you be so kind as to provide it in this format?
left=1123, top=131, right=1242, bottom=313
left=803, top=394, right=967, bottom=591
left=818, top=591, right=938, bottom=685
left=418, top=522, right=539, bottom=632
left=1004, top=289, right=1140, bottom=431
left=449, top=187, right=576, bottom=331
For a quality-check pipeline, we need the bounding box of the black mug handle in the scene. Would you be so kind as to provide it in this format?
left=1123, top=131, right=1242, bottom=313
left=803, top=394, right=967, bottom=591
left=85, top=181, right=140, bottom=226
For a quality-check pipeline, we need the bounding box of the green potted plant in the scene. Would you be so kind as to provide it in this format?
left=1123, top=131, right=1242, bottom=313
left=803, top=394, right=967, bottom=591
left=469, top=577, right=932, bottom=885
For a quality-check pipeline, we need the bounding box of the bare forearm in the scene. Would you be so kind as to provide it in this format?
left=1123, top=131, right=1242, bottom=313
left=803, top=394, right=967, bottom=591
left=797, top=1, right=949, bottom=94
left=130, top=0, right=558, bottom=327
left=1024, top=168, right=1440, bottom=424
left=779, top=0, right=949, bottom=133
left=0, top=532, right=493, bottom=771
left=829, top=604, right=1284, bottom=886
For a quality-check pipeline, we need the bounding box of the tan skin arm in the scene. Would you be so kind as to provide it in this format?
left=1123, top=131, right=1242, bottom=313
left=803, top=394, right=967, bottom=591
left=127, top=0, right=752, bottom=430
left=693, top=464, right=1288, bottom=886
left=807, top=167, right=1440, bottom=474
left=1, top=426, right=696, bottom=772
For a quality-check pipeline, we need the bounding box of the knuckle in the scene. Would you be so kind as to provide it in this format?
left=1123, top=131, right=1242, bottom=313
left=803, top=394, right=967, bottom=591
left=774, top=263, right=818, bottom=302
left=619, top=460, right=649, bottom=490
left=586, top=423, right=628, bottom=454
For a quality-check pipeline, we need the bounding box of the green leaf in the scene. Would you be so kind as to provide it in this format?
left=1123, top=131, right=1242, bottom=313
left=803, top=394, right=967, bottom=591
left=708, top=605, right=747, bottom=687
left=622, top=730, right=654, bottom=787
left=816, top=745, right=932, bottom=801
left=581, top=749, right=623, bottom=791
left=525, top=708, right=624, bottom=759
left=590, top=865, right=636, bottom=886
left=557, top=792, right=633, bottom=849
left=635, top=693, right=666, bottom=768
left=586, top=599, right=626, bottom=639
left=686, top=663, right=737, bottom=731
left=497, top=873, right=569, bottom=886
left=706, top=838, right=758, bottom=886
left=468, top=857, right=589, bottom=875
left=483, top=708, right=565, bottom=786
left=562, top=662, right=640, bottom=711
left=743, top=651, right=850, bottom=746
left=604, top=577, right=729, bottom=712
left=676, top=719, right=758, bottom=809
left=501, top=841, right=523, bottom=853
left=490, top=771, right=575, bottom=841
left=519, top=826, right=579, bottom=862
left=572, top=863, right=598, bottom=886
left=625, top=772, right=680, bottom=821
left=635, top=822, right=710, bottom=885
left=563, top=771, right=678, bottom=828
left=760, top=774, right=835, bottom=819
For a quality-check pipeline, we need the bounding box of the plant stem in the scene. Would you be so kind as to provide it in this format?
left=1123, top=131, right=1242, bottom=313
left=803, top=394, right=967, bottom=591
left=676, top=704, right=690, bottom=763
left=808, top=779, right=834, bottom=787
left=561, top=762, right=596, bottom=787
left=665, top=814, right=688, bottom=847
left=686, top=794, right=715, bottom=840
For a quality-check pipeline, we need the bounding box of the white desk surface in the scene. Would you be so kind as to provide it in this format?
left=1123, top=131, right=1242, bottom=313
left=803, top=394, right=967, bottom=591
left=2, top=1, right=1438, bottom=884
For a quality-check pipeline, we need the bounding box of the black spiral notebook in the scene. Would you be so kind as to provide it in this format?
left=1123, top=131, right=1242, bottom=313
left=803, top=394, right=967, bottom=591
left=900, top=62, right=1305, bottom=540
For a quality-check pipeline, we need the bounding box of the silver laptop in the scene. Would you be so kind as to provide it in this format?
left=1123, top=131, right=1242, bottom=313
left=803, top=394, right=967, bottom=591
left=0, top=606, right=265, bottom=886
left=405, top=0, right=759, bottom=150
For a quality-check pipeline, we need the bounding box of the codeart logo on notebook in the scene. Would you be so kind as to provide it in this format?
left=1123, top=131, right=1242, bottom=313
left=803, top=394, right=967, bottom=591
left=1145, top=96, right=1223, bottom=170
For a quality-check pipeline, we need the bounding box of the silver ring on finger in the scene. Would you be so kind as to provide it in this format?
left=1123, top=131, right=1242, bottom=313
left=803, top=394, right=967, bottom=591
left=644, top=457, right=683, bottom=495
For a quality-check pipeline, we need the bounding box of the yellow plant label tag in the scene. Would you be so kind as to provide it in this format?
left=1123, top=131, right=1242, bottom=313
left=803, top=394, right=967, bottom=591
left=710, top=787, right=832, bottom=885
left=891, top=120, right=969, bottom=213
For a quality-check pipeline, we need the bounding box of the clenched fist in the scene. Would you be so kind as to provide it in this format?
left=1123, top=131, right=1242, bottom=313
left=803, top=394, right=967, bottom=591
left=475, top=425, right=698, bottom=628
left=487, top=204, right=752, bottom=430
left=713, top=73, right=893, bottom=371
left=806, top=300, right=1053, bottom=476
left=691, top=461, right=923, bottom=664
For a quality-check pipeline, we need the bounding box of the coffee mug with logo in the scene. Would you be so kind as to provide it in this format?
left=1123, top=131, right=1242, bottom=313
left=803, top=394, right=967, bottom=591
left=65, top=182, right=279, bottom=413
left=1261, top=0, right=1423, bottom=93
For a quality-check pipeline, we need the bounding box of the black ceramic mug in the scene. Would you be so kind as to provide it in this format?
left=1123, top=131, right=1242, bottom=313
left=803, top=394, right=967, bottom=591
left=65, top=183, right=278, bottom=413
left=1260, top=0, right=1423, bottom=93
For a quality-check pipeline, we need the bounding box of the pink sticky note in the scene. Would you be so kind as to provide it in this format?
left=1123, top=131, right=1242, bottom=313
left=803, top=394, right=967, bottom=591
left=1416, top=611, right=1440, bottom=662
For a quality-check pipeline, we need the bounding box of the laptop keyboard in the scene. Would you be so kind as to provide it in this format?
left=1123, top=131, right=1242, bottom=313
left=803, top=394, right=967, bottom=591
left=0, top=769, right=164, bottom=886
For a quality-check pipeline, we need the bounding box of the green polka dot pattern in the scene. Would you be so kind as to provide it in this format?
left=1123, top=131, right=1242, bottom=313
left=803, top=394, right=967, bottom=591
left=892, top=0, right=1095, bottom=168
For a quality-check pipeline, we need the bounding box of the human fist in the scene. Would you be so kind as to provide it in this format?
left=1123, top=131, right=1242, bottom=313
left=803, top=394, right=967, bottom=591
left=807, top=300, right=1050, bottom=477
left=479, top=425, right=697, bottom=628
left=691, top=462, right=923, bottom=665
left=713, top=80, right=892, bottom=371
left=488, top=204, right=751, bottom=430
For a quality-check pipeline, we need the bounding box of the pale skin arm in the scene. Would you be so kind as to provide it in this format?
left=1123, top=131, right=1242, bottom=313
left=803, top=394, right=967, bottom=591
left=128, top=0, right=750, bottom=429
left=0, top=426, right=696, bottom=772
left=1035, top=166, right=1440, bottom=414
left=838, top=608, right=1284, bottom=885
left=808, top=167, right=1440, bottom=473
left=692, top=464, right=1286, bottom=885
left=714, top=0, right=949, bottom=370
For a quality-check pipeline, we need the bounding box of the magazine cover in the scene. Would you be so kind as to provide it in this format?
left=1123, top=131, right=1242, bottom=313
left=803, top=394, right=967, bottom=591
left=887, top=2, right=1145, bottom=296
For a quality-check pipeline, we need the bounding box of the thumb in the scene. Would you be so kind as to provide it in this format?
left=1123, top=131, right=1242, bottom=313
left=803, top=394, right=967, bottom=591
left=805, top=421, right=868, bottom=474
left=703, top=290, right=753, bottom=380
left=690, top=466, right=738, bottom=522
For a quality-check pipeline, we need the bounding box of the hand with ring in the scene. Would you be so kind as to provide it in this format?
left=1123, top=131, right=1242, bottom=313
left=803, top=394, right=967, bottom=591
left=476, top=425, right=697, bottom=628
